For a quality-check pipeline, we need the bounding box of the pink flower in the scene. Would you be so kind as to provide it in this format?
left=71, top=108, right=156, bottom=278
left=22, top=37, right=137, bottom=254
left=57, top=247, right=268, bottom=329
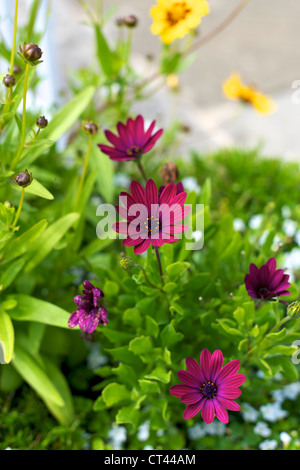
left=98, top=115, right=163, bottom=161
left=169, top=349, right=246, bottom=424
left=245, top=257, right=291, bottom=301
left=114, top=179, right=189, bottom=254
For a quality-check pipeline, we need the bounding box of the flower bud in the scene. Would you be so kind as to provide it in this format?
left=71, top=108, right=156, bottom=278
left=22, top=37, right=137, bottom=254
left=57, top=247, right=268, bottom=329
left=287, top=301, right=300, bottom=319
left=166, top=74, right=179, bottom=91
left=13, top=64, right=22, bottom=75
left=161, top=162, right=179, bottom=185
left=4, top=201, right=14, bottom=209
left=120, top=256, right=135, bottom=271
left=3, top=74, right=16, bottom=88
left=36, top=116, right=48, bottom=129
left=82, top=121, right=100, bottom=136
left=18, top=42, right=43, bottom=66
left=123, top=15, right=138, bottom=28
left=12, top=169, right=33, bottom=188
left=115, top=17, right=125, bottom=27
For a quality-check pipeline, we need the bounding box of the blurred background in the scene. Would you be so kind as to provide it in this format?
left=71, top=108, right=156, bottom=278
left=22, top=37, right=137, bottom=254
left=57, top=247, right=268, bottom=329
left=1, top=0, right=300, bottom=159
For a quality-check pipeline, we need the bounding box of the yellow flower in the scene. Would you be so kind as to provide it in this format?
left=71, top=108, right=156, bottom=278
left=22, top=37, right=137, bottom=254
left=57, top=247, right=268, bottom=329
left=166, top=74, right=180, bottom=90
left=223, top=73, right=277, bottom=115
left=150, top=0, right=210, bottom=45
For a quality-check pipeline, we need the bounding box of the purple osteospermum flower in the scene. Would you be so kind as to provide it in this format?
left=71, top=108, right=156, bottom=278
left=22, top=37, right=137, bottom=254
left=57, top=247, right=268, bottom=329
left=245, top=257, right=291, bottom=301
left=169, top=349, right=246, bottom=424
left=159, top=181, right=184, bottom=197
left=68, top=280, right=109, bottom=334
left=113, top=178, right=190, bottom=255
left=98, top=115, right=163, bottom=161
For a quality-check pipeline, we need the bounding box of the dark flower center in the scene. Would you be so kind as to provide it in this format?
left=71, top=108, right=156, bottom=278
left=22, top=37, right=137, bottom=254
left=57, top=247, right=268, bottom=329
left=258, top=287, right=272, bottom=298
left=144, top=216, right=160, bottom=236
left=126, top=145, right=141, bottom=157
left=166, top=2, right=191, bottom=27
left=200, top=381, right=217, bottom=399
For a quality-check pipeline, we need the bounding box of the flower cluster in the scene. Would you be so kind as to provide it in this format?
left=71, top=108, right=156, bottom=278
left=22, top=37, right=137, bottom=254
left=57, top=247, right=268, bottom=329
left=68, top=281, right=109, bottom=334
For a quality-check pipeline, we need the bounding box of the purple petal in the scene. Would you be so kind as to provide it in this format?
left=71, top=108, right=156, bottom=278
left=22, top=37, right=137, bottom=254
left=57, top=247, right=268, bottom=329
left=215, top=359, right=240, bottom=384
left=177, top=370, right=202, bottom=388
left=201, top=399, right=215, bottom=424
left=183, top=398, right=205, bottom=419
left=214, top=400, right=229, bottom=423
left=180, top=391, right=203, bottom=404
left=200, top=349, right=211, bottom=381
left=169, top=384, right=194, bottom=397
left=217, top=397, right=241, bottom=412
left=210, top=350, right=223, bottom=382
left=186, top=357, right=206, bottom=383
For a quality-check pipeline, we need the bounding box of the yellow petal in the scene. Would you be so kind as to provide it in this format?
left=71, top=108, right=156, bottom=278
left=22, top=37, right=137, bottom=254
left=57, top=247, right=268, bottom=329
left=223, top=74, right=244, bottom=100
left=251, top=92, right=277, bottom=115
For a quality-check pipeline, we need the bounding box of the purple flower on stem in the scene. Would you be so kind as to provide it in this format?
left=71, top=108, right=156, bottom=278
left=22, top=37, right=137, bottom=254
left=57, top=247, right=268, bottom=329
left=68, top=280, right=109, bottom=334
left=114, top=179, right=190, bottom=254
left=245, top=257, right=291, bottom=301
left=98, top=115, right=163, bottom=161
left=169, top=349, right=246, bottom=424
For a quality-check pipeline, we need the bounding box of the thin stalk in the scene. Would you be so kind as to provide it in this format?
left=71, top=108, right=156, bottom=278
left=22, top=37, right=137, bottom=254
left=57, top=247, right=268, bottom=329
left=11, top=187, right=25, bottom=230
left=188, top=0, right=250, bottom=53
left=136, top=159, right=147, bottom=181
left=136, top=264, right=163, bottom=291
left=74, top=135, right=93, bottom=211
left=11, top=63, right=30, bottom=168
left=155, top=246, right=163, bottom=281
left=9, top=0, right=19, bottom=74
left=268, top=316, right=291, bottom=335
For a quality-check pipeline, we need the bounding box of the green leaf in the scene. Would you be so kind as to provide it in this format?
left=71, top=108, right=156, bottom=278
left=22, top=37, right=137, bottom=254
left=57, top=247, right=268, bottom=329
left=166, top=262, right=190, bottom=281
left=1, top=219, right=48, bottom=264
left=94, top=24, right=115, bottom=77
left=8, top=294, right=72, bottom=329
left=145, top=366, right=172, bottom=384
left=90, top=144, right=114, bottom=202
left=129, top=336, right=153, bottom=356
left=138, top=379, right=161, bottom=394
left=12, top=345, right=64, bottom=407
left=160, top=322, right=183, bottom=348
left=25, top=213, right=80, bottom=272
left=0, top=308, right=14, bottom=364
left=115, top=403, right=139, bottom=428
left=145, top=315, right=160, bottom=338
left=39, top=87, right=96, bottom=142
left=13, top=179, right=54, bottom=200
left=41, top=356, right=74, bottom=425
left=0, top=258, right=26, bottom=290
left=102, top=383, right=132, bottom=407
left=123, top=308, right=142, bottom=328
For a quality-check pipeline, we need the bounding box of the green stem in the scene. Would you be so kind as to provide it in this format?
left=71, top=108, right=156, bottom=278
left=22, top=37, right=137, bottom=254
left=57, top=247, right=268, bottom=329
left=136, top=264, right=163, bottom=291
left=136, top=159, right=147, bottom=181
left=154, top=246, right=163, bottom=282
left=11, top=187, right=25, bottom=230
left=268, top=315, right=291, bottom=335
left=74, top=135, right=93, bottom=211
left=10, top=63, right=30, bottom=169
left=9, top=0, right=19, bottom=74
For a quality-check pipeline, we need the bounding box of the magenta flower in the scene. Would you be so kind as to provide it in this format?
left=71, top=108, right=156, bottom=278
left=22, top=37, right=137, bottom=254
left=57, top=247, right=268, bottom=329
left=114, top=179, right=189, bottom=254
left=169, top=349, right=246, bottom=424
left=159, top=181, right=184, bottom=197
left=245, top=257, right=291, bottom=301
left=68, top=280, right=109, bottom=334
left=98, top=115, right=163, bottom=161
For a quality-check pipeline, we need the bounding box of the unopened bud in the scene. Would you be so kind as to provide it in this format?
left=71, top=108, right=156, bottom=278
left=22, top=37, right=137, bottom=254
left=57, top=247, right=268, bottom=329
left=4, top=201, right=14, bottom=209
left=115, top=17, right=125, bottom=27
left=123, top=15, right=138, bottom=28
left=3, top=74, right=16, bottom=88
left=13, top=64, right=22, bottom=75
left=36, top=116, right=48, bottom=129
left=120, top=256, right=135, bottom=271
left=161, top=162, right=179, bottom=185
left=12, top=169, right=33, bottom=188
left=82, top=121, right=100, bottom=136
left=287, top=301, right=300, bottom=319
left=18, top=42, right=43, bottom=66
